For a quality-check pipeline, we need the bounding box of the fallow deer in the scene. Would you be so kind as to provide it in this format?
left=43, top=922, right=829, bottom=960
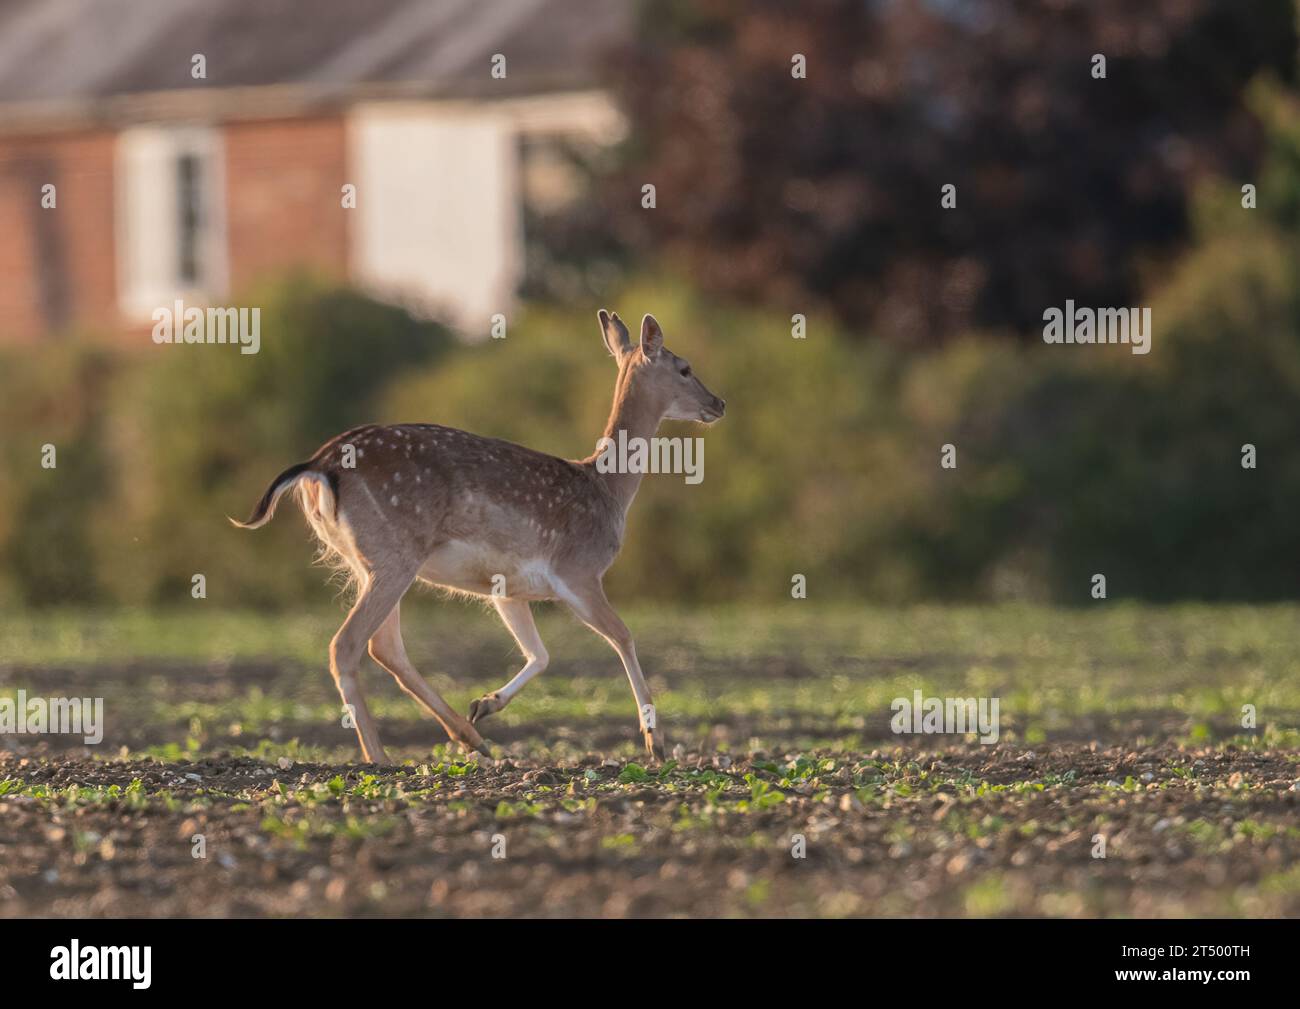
left=232, top=311, right=725, bottom=765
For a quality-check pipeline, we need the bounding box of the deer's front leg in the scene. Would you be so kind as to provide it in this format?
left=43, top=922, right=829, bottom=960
left=469, top=597, right=550, bottom=725
left=556, top=577, right=664, bottom=762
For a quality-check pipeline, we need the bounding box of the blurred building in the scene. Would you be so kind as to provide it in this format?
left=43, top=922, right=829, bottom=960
left=0, top=0, right=628, bottom=343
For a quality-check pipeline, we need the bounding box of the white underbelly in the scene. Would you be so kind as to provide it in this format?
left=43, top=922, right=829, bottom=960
left=417, top=540, right=556, bottom=600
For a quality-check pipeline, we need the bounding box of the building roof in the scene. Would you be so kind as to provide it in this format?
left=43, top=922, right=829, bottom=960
left=0, top=0, right=631, bottom=130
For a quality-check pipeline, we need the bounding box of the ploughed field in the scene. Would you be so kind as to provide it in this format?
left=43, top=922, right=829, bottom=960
left=1, top=605, right=1298, bottom=917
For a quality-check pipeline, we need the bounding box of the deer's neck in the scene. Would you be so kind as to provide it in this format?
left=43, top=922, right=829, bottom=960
left=587, top=371, right=663, bottom=514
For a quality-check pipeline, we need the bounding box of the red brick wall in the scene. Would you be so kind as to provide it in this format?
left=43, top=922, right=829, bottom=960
left=223, top=117, right=349, bottom=294
left=0, top=116, right=349, bottom=345
left=0, top=131, right=116, bottom=344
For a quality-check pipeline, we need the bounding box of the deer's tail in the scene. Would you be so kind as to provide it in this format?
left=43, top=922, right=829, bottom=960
left=229, top=462, right=317, bottom=530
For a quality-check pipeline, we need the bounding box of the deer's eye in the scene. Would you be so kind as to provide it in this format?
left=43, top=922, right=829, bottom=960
left=679, top=365, right=691, bottom=377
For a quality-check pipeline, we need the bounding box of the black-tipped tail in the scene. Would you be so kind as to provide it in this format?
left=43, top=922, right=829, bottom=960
left=229, top=462, right=314, bottom=529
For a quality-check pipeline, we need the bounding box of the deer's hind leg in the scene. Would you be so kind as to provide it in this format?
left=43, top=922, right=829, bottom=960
left=329, top=563, right=419, bottom=764
left=368, top=602, right=489, bottom=757
left=468, top=597, right=550, bottom=725
left=555, top=576, right=664, bottom=762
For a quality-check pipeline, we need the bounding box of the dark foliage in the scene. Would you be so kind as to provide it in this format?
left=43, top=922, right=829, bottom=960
left=605, top=0, right=1296, bottom=344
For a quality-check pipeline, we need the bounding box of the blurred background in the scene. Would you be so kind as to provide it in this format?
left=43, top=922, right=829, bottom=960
left=1, top=0, right=1299, bottom=611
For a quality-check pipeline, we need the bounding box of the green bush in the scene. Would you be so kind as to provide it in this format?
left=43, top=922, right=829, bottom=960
left=0, top=344, right=113, bottom=606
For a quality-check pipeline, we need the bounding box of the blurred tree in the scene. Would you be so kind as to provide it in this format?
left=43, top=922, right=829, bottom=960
left=891, top=82, right=1300, bottom=601
left=605, top=0, right=1296, bottom=345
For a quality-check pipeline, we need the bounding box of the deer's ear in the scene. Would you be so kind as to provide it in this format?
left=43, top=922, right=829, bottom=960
left=598, top=309, right=631, bottom=361
left=640, top=314, right=663, bottom=359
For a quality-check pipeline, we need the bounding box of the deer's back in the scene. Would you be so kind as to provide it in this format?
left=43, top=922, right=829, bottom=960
left=310, top=424, right=623, bottom=593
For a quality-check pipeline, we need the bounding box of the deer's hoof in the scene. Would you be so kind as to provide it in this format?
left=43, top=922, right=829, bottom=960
left=644, top=729, right=666, bottom=764
left=468, top=693, right=503, bottom=725
left=451, top=728, right=492, bottom=762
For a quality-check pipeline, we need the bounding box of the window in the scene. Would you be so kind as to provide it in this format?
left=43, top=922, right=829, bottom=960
left=116, top=127, right=227, bottom=319
left=176, top=152, right=203, bottom=287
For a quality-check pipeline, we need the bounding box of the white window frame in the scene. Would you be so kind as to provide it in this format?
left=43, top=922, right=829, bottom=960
left=115, top=125, right=228, bottom=320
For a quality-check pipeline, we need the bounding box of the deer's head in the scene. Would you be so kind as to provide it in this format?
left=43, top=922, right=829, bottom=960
left=598, top=310, right=726, bottom=425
